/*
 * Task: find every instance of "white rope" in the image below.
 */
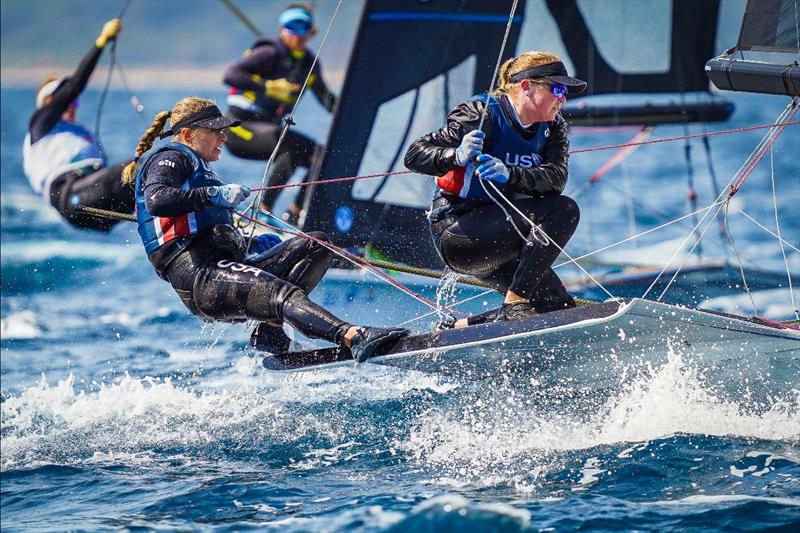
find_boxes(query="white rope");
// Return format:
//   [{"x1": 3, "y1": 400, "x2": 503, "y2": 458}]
[
  {"x1": 769, "y1": 145, "x2": 800, "y2": 319},
  {"x1": 731, "y1": 206, "x2": 800, "y2": 254},
  {"x1": 553, "y1": 201, "x2": 727, "y2": 269},
  {"x1": 656, "y1": 201, "x2": 730, "y2": 302},
  {"x1": 477, "y1": 0, "x2": 520, "y2": 132},
  {"x1": 721, "y1": 200, "x2": 758, "y2": 313}
]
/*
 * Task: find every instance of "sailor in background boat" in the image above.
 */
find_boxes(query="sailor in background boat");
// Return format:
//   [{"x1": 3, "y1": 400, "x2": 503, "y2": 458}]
[
  {"x1": 405, "y1": 51, "x2": 585, "y2": 325},
  {"x1": 222, "y1": 3, "x2": 336, "y2": 225},
  {"x1": 121, "y1": 97, "x2": 406, "y2": 362},
  {"x1": 23, "y1": 18, "x2": 134, "y2": 232}
]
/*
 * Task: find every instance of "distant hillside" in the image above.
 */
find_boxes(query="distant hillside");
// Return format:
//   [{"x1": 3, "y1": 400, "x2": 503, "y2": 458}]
[{"x1": 1, "y1": 0, "x2": 361, "y2": 78}]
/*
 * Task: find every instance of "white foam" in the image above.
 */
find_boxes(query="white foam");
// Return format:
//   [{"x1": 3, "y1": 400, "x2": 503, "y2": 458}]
[
  {"x1": 0, "y1": 310, "x2": 44, "y2": 339},
  {"x1": 0, "y1": 364, "x2": 457, "y2": 471},
  {"x1": 402, "y1": 348, "x2": 800, "y2": 485}
]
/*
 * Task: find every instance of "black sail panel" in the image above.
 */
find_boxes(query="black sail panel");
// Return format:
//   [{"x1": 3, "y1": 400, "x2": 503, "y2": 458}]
[
  {"x1": 546, "y1": 0, "x2": 720, "y2": 95},
  {"x1": 302, "y1": 0, "x2": 524, "y2": 268},
  {"x1": 737, "y1": 0, "x2": 800, "y2": 53}
]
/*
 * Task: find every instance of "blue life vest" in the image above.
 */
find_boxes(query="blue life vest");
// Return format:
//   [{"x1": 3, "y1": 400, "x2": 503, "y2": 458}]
[
  {"x1": 436, "y1": 93, "x2": 550, "y2": 202},
  {"x1": 134, "y1": 142, "x2": 231, "y2": 255}
]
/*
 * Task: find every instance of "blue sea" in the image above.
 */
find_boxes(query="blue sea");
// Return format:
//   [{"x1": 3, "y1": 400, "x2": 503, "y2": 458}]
[{"x1": 1, "y1": 86, "x2": 799, "y2": 532}]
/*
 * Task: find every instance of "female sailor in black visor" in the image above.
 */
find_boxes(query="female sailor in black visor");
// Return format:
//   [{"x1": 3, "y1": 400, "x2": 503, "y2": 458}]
[
  {"x1": 405, "y1": 51, "x2": 585, "y2": 325},
  {"x1": 121, "y1": 97, "x2": 406, "y2": 361},
  {"x1": 222, "y1": 3, "x2": 336, "y2": 224},
  {"x1": 23, "y1": 18, "x2": 134, "y2": 232}
]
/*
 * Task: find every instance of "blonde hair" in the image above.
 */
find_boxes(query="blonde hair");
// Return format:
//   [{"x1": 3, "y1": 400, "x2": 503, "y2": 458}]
[
  {"x1": 121, "y1": 96, "x2": 216, "y2": 185},
  {"x1": 494, "y1": 51, "x2": 562, "y2": 95}
]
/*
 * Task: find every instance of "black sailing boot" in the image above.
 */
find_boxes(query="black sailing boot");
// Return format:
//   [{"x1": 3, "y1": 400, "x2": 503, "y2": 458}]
[
  {"x1": 493, "y1": 301, "x2": 538, "y2": 322},
  {"x1": 349, "y1": 327, "x2": 408, "y2": 363},
  {"x1": 250, "y1": 322, "x2": 292, "y2": 354}
]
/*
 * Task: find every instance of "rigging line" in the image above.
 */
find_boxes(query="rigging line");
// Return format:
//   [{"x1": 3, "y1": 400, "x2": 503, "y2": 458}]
[
  {"x1": 250, "y1": 170, "x2": 413, "y2": 192},
  {"x1": 732, "y1": 206, "x2": 800, "y2": 255},
  {"x1": 700, "y1": 129, "x2": 730, "y2": 259},
  {"x1": 94, "y1": 43, "x2": 117, "y2": 152},
  {"x1": 656, "y1": 201, "x2": 731, "y2": 303},
  {"x1": 219, "y1": 0, "x2": 262, "y2": 37},
  {"x1": 769, "y1": 146, "x2": 800, "y2": 320},
  {"x1": 729, "y1": 103, "x2": 799, "y2": 195},
  {"x1": 235, "y1": 210, "x2": 467, "y2": 317},
  {"x1": 113, "y1": 57, "x2": 145, "y2": 117},
  {"x1": 570, "y1": 120, "x2": 800, "y2": 155},
  {"x1": 682, "y1": 124, "x2": 703, "y2": 259},
  {"x1": 594, "y1": 178, "x2": 733, "y2": 256},
  {"x1": 721, "y1": 200, "x2": 758, "y2": 313},
  {"x1": 397, "y1": 288, "x2": 496, "y2": 327},
  {"x1": 93, "y1": 0, "x2": 133, "y2": 150},
  {"x1": 640, "y1": 103, "x2": 796, "y2": 301},
  {"x1": 244, "y1": 0, "x2": 344, "y2": 249},
  {"x1": 552, "y1": 201, "x2": 726, "y2": 270},
  {"x1": 477, "y1": 0, "x2": 520, "y2": 132}
]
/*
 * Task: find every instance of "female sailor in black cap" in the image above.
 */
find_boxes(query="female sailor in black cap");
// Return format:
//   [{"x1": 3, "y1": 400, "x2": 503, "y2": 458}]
[
  {"x1": 121, "y1": 97, "x2": 406, "y2": 361},
  {"x1": 23, "y1": 18, "x2": 135, "y2": 232},
  {"x1": 222, "y1": 3, "x2": 337, "y2": 225},
  {"x1": 405, "y1": 51, "x2": 586, "y2": 325}
]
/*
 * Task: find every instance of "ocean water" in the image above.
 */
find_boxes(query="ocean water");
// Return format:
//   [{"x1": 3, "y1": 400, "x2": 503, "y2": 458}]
[{"x1": 2, "y1": 86, "x2": 799, "y2": 532}]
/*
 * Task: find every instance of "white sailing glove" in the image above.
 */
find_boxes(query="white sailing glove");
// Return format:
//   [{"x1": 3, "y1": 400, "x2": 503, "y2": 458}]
[
  {"x1": 454, "y1": 130, "x2": 485, "y2": 166},
  {"x1": 207, "y1": 184, "x2": 251, "y2": 208}
]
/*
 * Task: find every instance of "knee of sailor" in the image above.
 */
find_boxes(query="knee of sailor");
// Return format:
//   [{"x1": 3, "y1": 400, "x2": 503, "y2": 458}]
[{"x1": 560, "y1": 196, "x2": 581, "y2": 226}]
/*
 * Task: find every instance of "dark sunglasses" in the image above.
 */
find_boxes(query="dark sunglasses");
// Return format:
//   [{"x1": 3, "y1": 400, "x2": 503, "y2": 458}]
[
  {"x1": 549, "y1": 83, "x2": 568, "y2": 98},
  {"x1": 284, "y1": 20, "x2": 312, "y2": 36}
]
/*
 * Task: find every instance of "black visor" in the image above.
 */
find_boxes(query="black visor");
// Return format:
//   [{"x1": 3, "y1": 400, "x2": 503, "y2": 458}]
[
  {"x1": 159, "y1": 105, "x2": 240, "y2": 139},
  {"x1": 508, "y1": 60, "x2": 587, "y2": 94}
]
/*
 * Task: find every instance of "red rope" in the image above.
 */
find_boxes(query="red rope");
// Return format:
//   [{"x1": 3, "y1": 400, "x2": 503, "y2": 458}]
[
  {"x1": 570, "y1": 120, "x2": 800, "y2": 154},
  {"x1": 235, "y1": 211, "x2": 467, "y2": 316},
  {"x1": 249, "y1": 120, "x2": 800, "y2": 194}
]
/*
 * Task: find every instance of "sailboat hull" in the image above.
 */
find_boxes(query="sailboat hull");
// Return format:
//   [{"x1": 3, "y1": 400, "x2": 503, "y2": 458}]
[{"x1": 262, "y1": 298, "x2": 800, "y2": 381}]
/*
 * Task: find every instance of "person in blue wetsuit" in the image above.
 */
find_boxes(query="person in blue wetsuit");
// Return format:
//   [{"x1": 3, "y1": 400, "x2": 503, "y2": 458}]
[
  {"x1": 222, "y1": 3, "x2": 336, "y2": 224},
  {"x1": 405, "y1": 51, "x2": 586, "y2": 325},
  {"x1": 23, "y1": 18, "x2": 134, "y2": 232},
  {"x1": 121, "y1": 97, "x2": 406, "y2": 361}
]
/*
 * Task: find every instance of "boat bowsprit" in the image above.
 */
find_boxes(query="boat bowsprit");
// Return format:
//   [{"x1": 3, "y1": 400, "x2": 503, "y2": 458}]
[{"x1": 261, "y1": 299, "x2": 800, "y2": 381}]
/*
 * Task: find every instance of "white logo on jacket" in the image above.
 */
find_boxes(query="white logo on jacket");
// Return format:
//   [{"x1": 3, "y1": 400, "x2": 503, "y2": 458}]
[
  {"x1": 504, "y1": 152, "x2": 542, "y2": 168},
  {"x1": 217, "y1": 259, "x2": 262, "y2": 277}
]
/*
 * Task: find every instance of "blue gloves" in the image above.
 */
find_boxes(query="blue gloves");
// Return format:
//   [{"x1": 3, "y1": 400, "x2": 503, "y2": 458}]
[
  {"x1": 475, "y1": 154, "x2": 509, "y2": 184},
  {"x1": 245, "y1": 233, "x2": 283, "y2": 264},
  {"x1": 454, "y1": 130, "x2": 485, "y2": 166},
  {"x1": 207, "y1": 184, "x2": 251, "y2": 208},
  {"x1": 251, "y1": 233, "x2": 282, "y2": 254}
]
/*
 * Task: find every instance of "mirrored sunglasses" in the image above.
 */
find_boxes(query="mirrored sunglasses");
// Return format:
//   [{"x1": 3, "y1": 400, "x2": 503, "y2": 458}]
[
  {"x1": 550, "y1": 83, "x2": 568, "y2": 98},
  {"x1": 284, "y1": 20, "x2": 311, "y2": 36}
]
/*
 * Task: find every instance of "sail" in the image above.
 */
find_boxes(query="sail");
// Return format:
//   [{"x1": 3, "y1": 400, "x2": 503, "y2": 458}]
[
  {"x1": 706, "y1": 0, "x2": 800, "y2": 96},
  {"x1": 301, "y1": 0, "x2": 732, "y2": 267}
]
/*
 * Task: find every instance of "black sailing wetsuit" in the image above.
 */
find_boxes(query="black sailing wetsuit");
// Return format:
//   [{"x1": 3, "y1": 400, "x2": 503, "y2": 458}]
[
  {"x1": 23, "y1": 43, "x2": 134, "y2": 232},
  {"x1": 223, "y1": 37, "x2": 336, "y2": 211},
  {"x1": 139, "y1": 147, "x2": 351, "y2": 344},
  {"x1": 404, "y1": 95, "x2": 580, "y2": 315}
]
